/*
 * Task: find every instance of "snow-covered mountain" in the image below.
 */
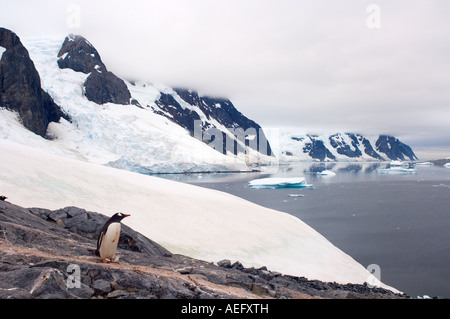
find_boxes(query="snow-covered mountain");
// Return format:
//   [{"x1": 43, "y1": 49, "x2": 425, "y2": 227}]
[
  {"x1": 1, "y1": 28, "x2": 418, "y2": 172},
  {"x1": 274, "y1": 130, "x2": 418, "y2": 162},
  {"x1": 1, "y1": 29, "x2": 275, "y2": 173}
]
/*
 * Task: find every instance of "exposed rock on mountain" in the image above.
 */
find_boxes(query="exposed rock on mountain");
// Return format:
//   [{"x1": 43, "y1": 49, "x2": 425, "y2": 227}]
[
  {"x1": 84, "y1": 70, "x2": 132, "y2": 105},
  {"x1": 152, "y1": 88, "x2": 273, "y2": 157},
  {"x1": 0, "y1": 28, "x2": 67, "y2": 137},
  {"x1": 57, "y1": 34, "x2": 106, "y2": 74},
  {"x1": 57, "y1": 34, "x2": 131, "y2": 105},
  {"x1": 375, "y1": 135, "x2": 417, "y2": 161}
]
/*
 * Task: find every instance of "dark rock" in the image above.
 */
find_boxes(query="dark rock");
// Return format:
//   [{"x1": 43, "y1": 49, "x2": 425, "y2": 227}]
[
  {"x1": 57, "y1": 34, "x2": 106, "y2": 74},
  {"x1": 92, "y1": 279, "x2": 112, "y2": 295},
  {"x1": 176, "y1": 267, "x2": 193, "y2": 275},
  {"x1": 376, "y1": 135, "x2": 418, "y2": 161},
  {"x1": 231, "y1": 261, "x2": 245, "y2": 271},
  {"x1": 304, "y1": 135, "x2": 336, "y2": 161},
  {"x1": 217, "y1": 259, "x2": 232, "y2": 268},
  {"x1": 84, "y1": 70, "x2": 132, "y2": 105},
  {"x1": 0, "y1": 27, "x2": 68, "y2": 137}
]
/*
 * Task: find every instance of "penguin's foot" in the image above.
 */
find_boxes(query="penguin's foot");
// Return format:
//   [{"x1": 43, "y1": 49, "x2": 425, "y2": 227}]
[{"x1": 101, "y1": 258, "x2": 119, "y2": 264}]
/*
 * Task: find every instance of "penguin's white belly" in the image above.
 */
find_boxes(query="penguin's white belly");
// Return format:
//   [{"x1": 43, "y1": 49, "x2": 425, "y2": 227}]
[{"x1": 99, "y1": 223, "x2": 121, "y2": 259}]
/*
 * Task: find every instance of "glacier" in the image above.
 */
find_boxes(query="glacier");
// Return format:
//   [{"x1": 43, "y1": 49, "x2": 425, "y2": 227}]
[{"x1": 16, "y1": 36, "x2": 273, "y2": 174}]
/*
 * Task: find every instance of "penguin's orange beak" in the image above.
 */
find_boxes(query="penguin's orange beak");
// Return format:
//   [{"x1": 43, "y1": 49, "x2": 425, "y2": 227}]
[{"x1": 123, "y1": 214, "x2": 130, "y2": 218}]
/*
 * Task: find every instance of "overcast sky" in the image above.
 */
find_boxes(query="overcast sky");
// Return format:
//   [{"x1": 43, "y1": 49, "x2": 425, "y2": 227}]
[{"x1": 1, "y1": 0, "x2": 450, "y2": 150}]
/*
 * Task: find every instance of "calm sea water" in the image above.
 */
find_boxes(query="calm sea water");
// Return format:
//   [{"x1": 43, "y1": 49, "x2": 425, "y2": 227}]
[{"x1": 160, "y1": 162, "x2": 450, "y2": 298}]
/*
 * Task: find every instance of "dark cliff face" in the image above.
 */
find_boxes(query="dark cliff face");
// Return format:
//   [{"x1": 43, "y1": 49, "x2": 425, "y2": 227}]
[
  {"x1": 57, "y1": 34, "x2": 131, "y2": 105},
  {"x1": 154, "y1": 88, "x2": 273, "y2": 157},
  {"x1": 0, "y1": 28, "x2": 67, "y2": 137},
  {"x1": 375, "y1": 135, "x2": 418, "y2": 161}
]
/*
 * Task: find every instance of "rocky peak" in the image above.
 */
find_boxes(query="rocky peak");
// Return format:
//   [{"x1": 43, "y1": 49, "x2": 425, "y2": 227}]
[
  {"x1": 376, "y1": 135, "x2": 417, "y2": 161},
  {"x1": 57, "y1": 34, "x2": 131, "y2": 105},
  {"x1": 0, "y1": 27, "x2": 68, "y2": 137},
  {"x1": 57, "y1": 34, "x2": 106, "y2": 74}
]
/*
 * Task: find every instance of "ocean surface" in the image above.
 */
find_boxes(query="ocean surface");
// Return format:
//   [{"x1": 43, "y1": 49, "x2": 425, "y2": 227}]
[{"x1": 160, "y1": 162, "x2": 450, "y2": 298}]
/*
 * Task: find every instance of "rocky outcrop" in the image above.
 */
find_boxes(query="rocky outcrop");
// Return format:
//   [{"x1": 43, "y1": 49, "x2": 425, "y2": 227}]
[
  {"x1": 0, "y1": 200, "x2": 407, "y2": 299},
  {"x1": 375, "y1": 135, "x2": 417, "y2": 161},
  {"x1": 153, "y1": 88, "x2": 273, "y2": 157},
  {"x1": 0, "y1": 28, "x2": 68, "y2": 137},
  {"x1": 57, "y1": 34, "x2": 131, "y2": 105},
  {"x1": 84, "y1": 70, "x2": 132, "y2": 105}
]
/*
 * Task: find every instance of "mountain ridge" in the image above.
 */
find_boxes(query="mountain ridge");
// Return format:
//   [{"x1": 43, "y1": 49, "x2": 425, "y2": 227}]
[{"x1": 276, "y1": 131, "x2": 418, "y2": 162}]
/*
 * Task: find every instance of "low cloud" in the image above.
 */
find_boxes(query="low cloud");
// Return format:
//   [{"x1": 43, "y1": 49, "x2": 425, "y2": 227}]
[{"x1": 1, "y1": 0, "x2": 449, "y2": 146}]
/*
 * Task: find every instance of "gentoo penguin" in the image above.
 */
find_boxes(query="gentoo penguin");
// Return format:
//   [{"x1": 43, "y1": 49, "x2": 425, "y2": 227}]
[
  {"x1": 0, "y1": 196, "x2": 7, "y2": 201},
  {"x1": 96, "y1": 212, "x2": 130, "y2": 263}
]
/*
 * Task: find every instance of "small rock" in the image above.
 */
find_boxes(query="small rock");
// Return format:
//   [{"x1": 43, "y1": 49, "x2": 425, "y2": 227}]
[
  {"x1": 107, "y1": 290, "x2": 129, "y2": 299},
  {"x1": 231, "y1": 261, "x2": 244, "y2": 271},
  {"x1": 260, "y1": 270, "x2": 275, "y2": 281},
  {"x1": 217, "y1": 259, "x2": 232, "y2": 268},
  {"x1": 177, "y1": 267, "x2": 193, "y2": 275},
  {"x1": 92, "y1": 279, "x2": 111, "y2": 295}
]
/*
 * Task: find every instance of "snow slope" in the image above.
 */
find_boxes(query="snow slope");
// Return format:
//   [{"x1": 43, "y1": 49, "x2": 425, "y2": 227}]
[
  {"x1": 0, "y1": 139, "x2": 397, "y2": 292},
  {"x1": 0, "y1": 46, "x2": 5, "y2": 61}
]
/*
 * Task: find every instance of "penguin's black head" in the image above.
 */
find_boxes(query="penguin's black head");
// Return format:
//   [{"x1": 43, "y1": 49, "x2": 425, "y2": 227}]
[{"x1": 110, "y1": 212, "x2": 130, "y2": 223}]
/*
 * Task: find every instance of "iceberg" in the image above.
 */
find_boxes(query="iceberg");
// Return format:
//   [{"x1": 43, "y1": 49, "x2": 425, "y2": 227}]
[
  {"x1": 415, "y1": 162, "x2": 434, "y2": 166},
  {"x1": 389, "y1": 160, "x2": 409, "y2": 167},
  {"x1": 248, "y1": 177, "x2": 313, "y2": 189},
  {"x1": 318, "y1": 170, "x2": 336, "y2": 176},
  {"x1": 444, "y1": 163, "x2": 450, "y2": 168}
]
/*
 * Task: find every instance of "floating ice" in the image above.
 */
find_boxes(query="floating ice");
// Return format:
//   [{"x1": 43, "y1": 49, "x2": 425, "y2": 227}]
[
  {"x1": 318, "y1": 170, "x2": 336, "y2": 176},
  {"x1": 444, "y1": 163, "x2": 450, "y2": 168},
  {"x1": 415, "y1": 162, "x2": 434, "y2": 166},
  {"x1": 377, "y1": 167, "x2": 418, "y2": 175},
  {"x1": 389, "y1": 160, "x2": 409, "y2": 167},
  {"x1": 249, "y1": 177, "x2": 313, "y2": 189}
]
